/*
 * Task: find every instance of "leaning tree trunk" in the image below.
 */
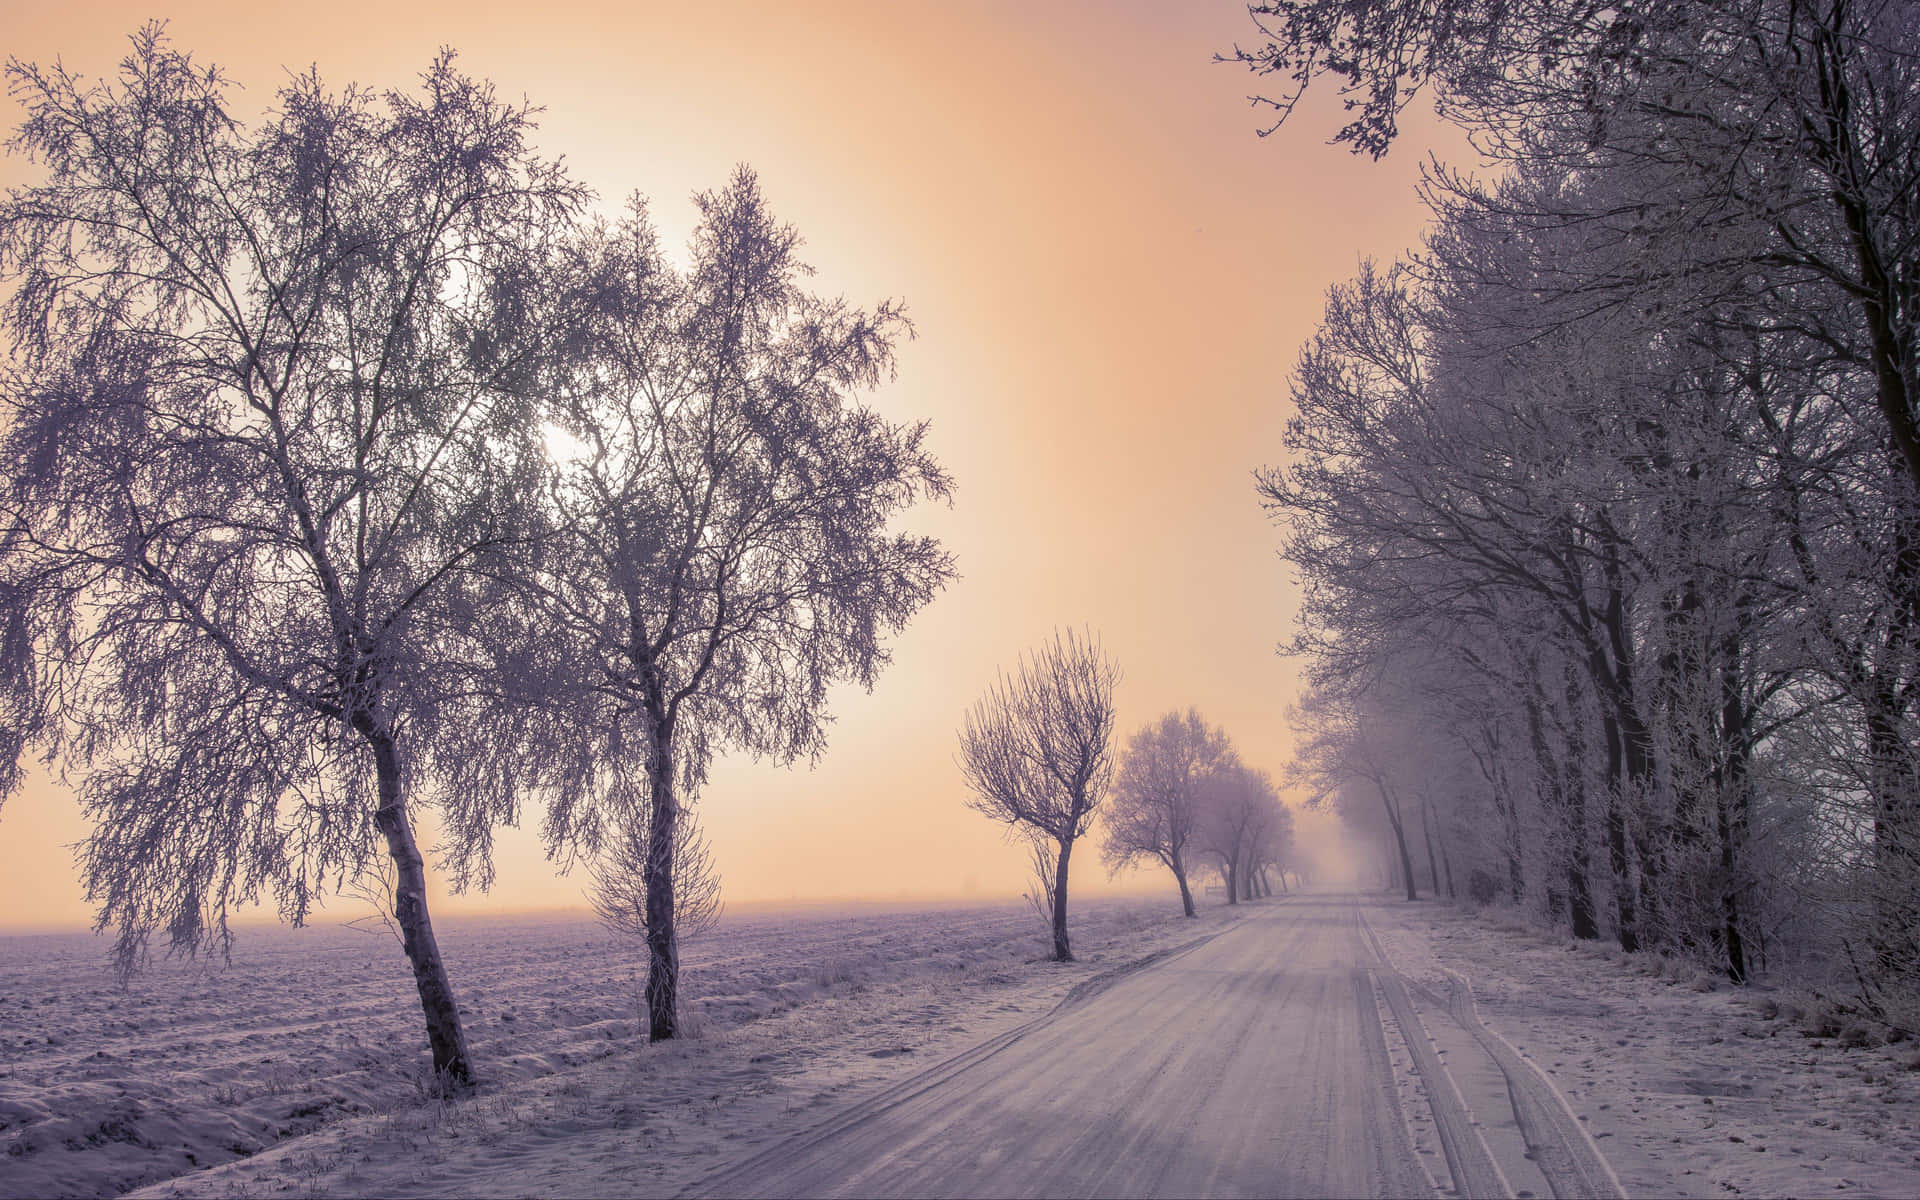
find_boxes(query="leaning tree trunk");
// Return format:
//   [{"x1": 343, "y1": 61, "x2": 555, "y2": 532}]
[
  {"x1": 643, "y1": 709, "x2": 681, "y2": 1041},
  {"x1": 1050, "y1": 834, "x2": 1074, "y2": 962},
  {"x1": 366, "y1": 726, "x2": 472, "y2": 1084},
  {"x1": 1170, "y1": 847, "x2": 1196, "y2": 917}
]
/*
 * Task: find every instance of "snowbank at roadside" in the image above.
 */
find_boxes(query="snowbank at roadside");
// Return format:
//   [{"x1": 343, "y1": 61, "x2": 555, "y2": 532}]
[{"x1": 1363, "y1": 898, "x2": 1920, "y2": 1199}]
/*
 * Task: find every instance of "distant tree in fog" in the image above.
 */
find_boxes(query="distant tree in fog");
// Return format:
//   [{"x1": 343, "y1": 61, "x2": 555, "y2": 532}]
[
  {"x1": 958, "y1": 628, "x2": 1119, "y2": 961},
  {"x1": 1102, "y1": 708, "x2": 1236, "y2": 917},
  {"x1": 1243, "y1": 784, "x2": 1295, "y2": 898},
  {"x1": 1196, "y1": 764, "x2": 1288, "y2": 904},
  {"x1": 524, "y1": 169, "x2": 953, "y2": 1042},
  {"x1": 0, "y1": 29, "x2": 592, "y2": 1083},
  {"x1": 1289, "y1": 684, "x2": 1423, "y2": 902}
]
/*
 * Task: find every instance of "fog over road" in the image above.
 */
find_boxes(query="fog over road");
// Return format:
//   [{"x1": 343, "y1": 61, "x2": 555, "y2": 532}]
[{"x1": 688, "y1": 894, "x2": 1623, "y2": 1200}]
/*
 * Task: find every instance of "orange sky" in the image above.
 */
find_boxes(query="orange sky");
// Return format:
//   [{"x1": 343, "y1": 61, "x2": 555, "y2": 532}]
[{"x1": 0, "y1": 0, "x2": 1453, "y2": 930}]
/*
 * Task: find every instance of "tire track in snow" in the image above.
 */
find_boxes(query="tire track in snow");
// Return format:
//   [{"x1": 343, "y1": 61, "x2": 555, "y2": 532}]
[
  {"x1": 1367, "y1": 957, "x2": 1514, "y2": 1198},
  {"x1": 1359, "y1": 904, "x2": 1626, "y2": 1200},
  {"x1": 1434, "y1": 965, "x2": 1628, "y2": 1200}
]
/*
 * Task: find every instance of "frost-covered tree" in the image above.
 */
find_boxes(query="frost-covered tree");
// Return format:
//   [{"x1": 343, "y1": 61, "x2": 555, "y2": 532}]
[
  {"x1": 1196, "y1": 763, "x2": 1288, "y2": 904},
  {"x1": 526, "y1": 170, "x2": 953, "y2": 1041},
  {"x1": 0, "y1": 29, "x2": 590, "y2": 1082},
  {"x1": 1234, "y1": 0, "x2": 1920, "y2": 983},
  {"x1": 1102, "y1": 708, "x2": 1237, "y2": 917},
  {"x1": 1249, "y1": 781, "x2": 1298, "y2": 896},
  {"x1": 1227, "y1": 1, "x2": 1920, "y2": 485},
  {"x1": 958, "y1": 628, "x2": 1119, "y2": 961},
  {"x1": 1251, "y1": 27, "x2": 1920, "y2": 998}
]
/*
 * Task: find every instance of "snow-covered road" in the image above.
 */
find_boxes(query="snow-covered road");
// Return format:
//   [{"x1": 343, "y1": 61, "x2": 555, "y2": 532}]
[{"x1": 687, "y1": 893, "x2": 1618, "y2": 1199}]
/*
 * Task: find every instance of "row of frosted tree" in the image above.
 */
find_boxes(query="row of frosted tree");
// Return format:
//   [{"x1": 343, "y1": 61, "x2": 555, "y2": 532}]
[
  {"x1": 0, "y1": 30, "x2": 953, "y2": 1081},
  {"x1": 1239, "y1": 0, "x2": 1920, "y2": 1021},
  {"x1": 957, "y1": 630, "x2": 1295, "y2": 962}
]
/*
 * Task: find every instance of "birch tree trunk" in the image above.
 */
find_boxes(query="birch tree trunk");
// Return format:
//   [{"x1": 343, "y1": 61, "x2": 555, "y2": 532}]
[
  {"x1": 368, "y1": 729, "x2": 471, "y2": 1083},
  {"x1": 643, "y1": 709, "x2": 681, "y2": 1041}
]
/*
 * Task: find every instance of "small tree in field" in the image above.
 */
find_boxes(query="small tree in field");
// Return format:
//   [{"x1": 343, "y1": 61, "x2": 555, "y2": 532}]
[
  {"x1": 0, "y1": 30, "x2": 589, "y2": 1082},
  {"x1": 588, "y1": 790, "x2": 724, "y2": 997},
  {"x1": 958, "y1": 628, "x2": 1120, "y2": 962},
  {"x1": 1102, "y1": 708, "x2": 1236, "y2": 917}
]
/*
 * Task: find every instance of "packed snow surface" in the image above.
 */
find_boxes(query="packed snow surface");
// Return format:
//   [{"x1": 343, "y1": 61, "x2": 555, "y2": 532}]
[{"x1": 5, "y1": 891, "x2": 1920, "y2": 1198}]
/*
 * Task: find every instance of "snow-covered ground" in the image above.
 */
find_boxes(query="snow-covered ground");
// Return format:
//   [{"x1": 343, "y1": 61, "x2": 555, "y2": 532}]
[
  {"x1": 8, "y1": 891, "x2": 1920, "y2": 1199},
  {"x1": 1364, "y1": 899, "x2": 1920, "y2": 1198},
  {"x1": 2, "y1": 895, "x2": 1238, "y2": 1199}
]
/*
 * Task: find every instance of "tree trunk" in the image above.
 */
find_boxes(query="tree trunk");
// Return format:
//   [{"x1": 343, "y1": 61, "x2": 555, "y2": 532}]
[
  {"x1": 1598, "y1": 565, "x2": 1659, "y2": 950},
  {"x1": 1625, "y1": 721, "x2": 1664, "y2": 952},
  {"x1": 1715, "y1": 630, "x2": 1751, "y2": 983},
  {"x1": 367, "y1": 728, "x2": 471, "y2": 1084},
  {"x1": 1865, "y1": 687, "x2": 1920, "y2": 981},
  {"x1": 1716, "y1": 786, "x2": 1749, "y2": 985},
  {"x1": 1603, "y1": 710, "x2": 1639, "y2": 952},
  {"x1": 1420, "y1": 802, "x2": 1441, "y2": 897},
  {"x1": 643, "y1": 711, "x2": 681, "y2": 1040},
  {"x1": 1170, "y1": 847, "x2": 1196, "y2": 917},
  {"x1": 1558, "y1": 673, "x2": 1601, "y2": 941},
  {"x1": 1818, "y1": 20, "x2": 1920, "y2": 497},
  {"x1": 1565, "y1": 772, "x2": 1599, "y2": 941},
  {"x1": 1810, "y1": 45, "x2": 1920, "y2": 988},
  {"x1": 1380, "y1": 783, "x2": 1418, "y2": 902},
  {"x1": 1050, "y1": 835, "x2": 1074, "y2": 961},
  {"x1": 1223, "y1": 856, "x2": 1239, "y2": 906}
]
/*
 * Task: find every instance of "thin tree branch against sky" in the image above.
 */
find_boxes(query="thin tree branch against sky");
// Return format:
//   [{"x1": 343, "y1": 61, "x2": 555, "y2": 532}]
[{"x1": 0, "y1": 0, "x2": 1454, "y2": 929}]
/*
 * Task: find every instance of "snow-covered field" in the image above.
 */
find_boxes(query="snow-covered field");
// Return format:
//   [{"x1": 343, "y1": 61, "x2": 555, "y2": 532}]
[
  {"x1": 1, "y1": 895, "x2": 1231, "y2": 1199},
  {"x1": 8, "y1": 892, "x2": 1920, "y2": 1199}
]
